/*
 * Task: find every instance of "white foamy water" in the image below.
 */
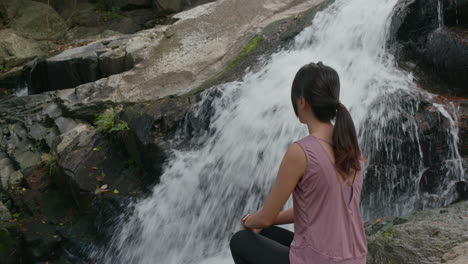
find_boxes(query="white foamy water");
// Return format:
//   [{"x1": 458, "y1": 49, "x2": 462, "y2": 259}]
[{"x1": 91, "y1": 0, "x2": 465, "y2": 263}]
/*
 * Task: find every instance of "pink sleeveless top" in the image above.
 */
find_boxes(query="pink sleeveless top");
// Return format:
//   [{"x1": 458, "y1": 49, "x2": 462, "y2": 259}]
[{"x1": 290, "y1": 135, "x2": 368, "y2": 264}]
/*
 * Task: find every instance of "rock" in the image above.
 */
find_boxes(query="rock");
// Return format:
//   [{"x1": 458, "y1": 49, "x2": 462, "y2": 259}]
[
  {"x1": 422, "y1": 29, "x2": 468, "y2": 97},
  {"x1": 0, "y1": 29, "x2": 43, "y2": 68},
  {"x1": 154, "y1": 0, "x2": 212, "y2": 13},
  {"x1": 108, "y1": 16, "x2": 142, "y2": 34},
  {"x1": 58, "y1": 127, "x2": 147, "y2": 194},
  {"x1": 98, "y1": 49, "x2": 134, "y2": 77},
  {"x1": 16, "y1": 151, "x2": 41, "y2": 170},
  {"x1": 0, "y1": 225, "x2": 27, "y2": 264},
  {"x1": 8, "y1": 170, "x2": 24, "y2": 189},
  {"x1": 9, "y1": 0, "x2": 67, "y2": 41},
  {"x1": 56, "y1": 124, "x2": 90, "y2": 153},
  {"x1": 54, "y1": 117, "x2": 80, "y2": 134},
  {"x1": 57, "y1": 0, "x2": 328, "y2": 114},
  {"x1": 443, "y1": 242, "x2": 468, "y2": 264},
  {"x1": 0, "y1": 66, "x2": 27, "y2": 96},
  {"x1": 29, "y1": 39, "x2": 135, "y2": 93},
  {"x1": 0, "y1": 158, "x2": 15, "y2": 190},
  {"x1": 357, "y1": 90, "x2": 462, "y2": 218},
  {"x1": 28, "y1": 122, "x2": 48, "y2": 141},
  {"x1": 392, "y1": 0, "x2": 468, "y2": 96},
  {"x1": 91, "y1": 0, "x2": 153, "y2": 10},
  {"x1": 22, "y1": 219, "x2": 62, "y2": 260},
  {"x1": 367, "y1": 201, "x2": 468, "y2": 264},
  {"x1": 0, "y1": 201, "x2": 11, "y2": 221},
  {"x1": 30, "y1": 42, "x2": 106, "y2": 93},
  {"x1": 124, "y1": 8, "x2": 155, "y2": 26}
]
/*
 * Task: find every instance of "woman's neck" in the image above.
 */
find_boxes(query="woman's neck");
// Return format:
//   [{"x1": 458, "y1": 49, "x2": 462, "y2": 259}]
[{"x1": 307, "y1": 120, "x2": 334, "y2": 140}]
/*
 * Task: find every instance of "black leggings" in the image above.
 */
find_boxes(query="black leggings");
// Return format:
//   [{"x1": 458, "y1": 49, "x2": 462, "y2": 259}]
[{"x1": 229, "y1": 226, "x2": 293, "y2": 264}]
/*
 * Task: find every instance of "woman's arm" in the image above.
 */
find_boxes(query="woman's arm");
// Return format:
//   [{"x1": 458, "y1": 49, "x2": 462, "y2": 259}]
[
  {"x1": 274, "y1": 208, "x2": 294, "y2": 225},
  {"x1": 243, "y1": 143, "x2": 305, "y2": 229}
]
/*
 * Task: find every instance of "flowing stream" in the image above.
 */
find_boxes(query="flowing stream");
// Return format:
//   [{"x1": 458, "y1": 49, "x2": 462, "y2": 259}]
[{"x1": 91, "y1": 0, "x2": 465, "y2": 263}]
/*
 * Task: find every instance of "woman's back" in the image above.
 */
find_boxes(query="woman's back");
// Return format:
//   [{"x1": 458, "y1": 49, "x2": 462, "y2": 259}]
[{"x1": 290, "y1": 135, "x2": 368, "y2": 264}]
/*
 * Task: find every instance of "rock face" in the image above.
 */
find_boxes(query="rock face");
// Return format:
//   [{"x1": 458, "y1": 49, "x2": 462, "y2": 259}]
[
  {"x1": 28, "y1": 39, "x2": 134, "y2": 93},
  {"x1": 0, "y1": 85, "x2": 206, "y2": 262},
  {"x1": 392, "y1": 0, "x2": 468, "y2": 97},
  {"x1": 0, "y1": 29, "x2": 44, "y2": 68},
  {"x1": 8, "y1": 0, "x2": 68, "y2": 41},
  {"x1": 366, "y1": 201, "x2": 468, "y2": 264}
]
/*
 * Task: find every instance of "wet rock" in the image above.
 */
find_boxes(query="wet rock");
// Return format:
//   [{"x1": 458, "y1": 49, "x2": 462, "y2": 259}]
[
  {"x1": 22, "y1": 219, "x2": 62, "y2": 261},
  {"x1": 367, "y1": 201, "x2": 468, "y2": 264},
  {"x1": 58, "y1": 128, "x2": 146, "y2": 194},
  {"x1": 29, "y1": 42, "x2": 105, "y2": 94},
  {"x1": 0, "y1": 201, "x2": 11, "y2": 220},
  {"x1": 392, "y1": 0, "x2": 468, "y2": 96},
  {"x1": 421, "y1": 29, "x2": 468, "y2": 96},
  {"x1": 0, "y1": 224, "x2": 27, "y2": 264},
  {"x1": 28, "y1": 38, "x2": 135, "y2": 94}
]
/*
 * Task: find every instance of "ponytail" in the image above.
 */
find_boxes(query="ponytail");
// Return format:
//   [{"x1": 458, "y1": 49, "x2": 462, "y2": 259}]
[
  {"x1": 291, "y1": 62, "x2": 362, "y2": 175},
  {"x1": 332, "y1": 103, "x2": 361, "y2": 174}
]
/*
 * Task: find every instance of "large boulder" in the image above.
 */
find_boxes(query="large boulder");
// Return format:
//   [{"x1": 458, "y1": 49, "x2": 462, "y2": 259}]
[
  {"x1": 8, "y1": 0, "x2": 67, "y2": 41},
  {"x1": 28, "y1": 37, "x2": 134, "y2": 94},
  {"x1": 392, "y1": 0, "x2": 468, "y2": 96},
  {"x1": 367, "y1": 200, "x2": 468, "y2": 264},
  {"x1": 0, "y1": 29, "x2": 44, "y2": 68}
]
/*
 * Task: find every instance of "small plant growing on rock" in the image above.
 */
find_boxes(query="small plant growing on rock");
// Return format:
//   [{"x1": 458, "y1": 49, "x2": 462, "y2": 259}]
[
  {"x1": 94, "y1": 108, "x2": 130, "y2": 134},
  {"x1": 95, "y1": 0, "x2": 122, "y2": 22},
  {"x1": 41, "y1": 154, "x2": 59, "y2": 177}
]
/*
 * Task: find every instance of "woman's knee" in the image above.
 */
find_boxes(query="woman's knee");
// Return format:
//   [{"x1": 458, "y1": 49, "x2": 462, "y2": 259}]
[{"x1": 230, "y1": 230, "x2": 252, "y2": 251}]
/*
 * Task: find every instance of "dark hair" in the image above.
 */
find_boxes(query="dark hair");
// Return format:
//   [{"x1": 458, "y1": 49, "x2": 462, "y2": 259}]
[{"x1": 291, "y1": 62, "x2": 361, "y2": 175}]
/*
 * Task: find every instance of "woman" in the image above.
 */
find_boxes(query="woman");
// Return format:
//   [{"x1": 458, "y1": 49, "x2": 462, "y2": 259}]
[{"x1": 229, "y1": 62, "x2": 368, "y2": 264}]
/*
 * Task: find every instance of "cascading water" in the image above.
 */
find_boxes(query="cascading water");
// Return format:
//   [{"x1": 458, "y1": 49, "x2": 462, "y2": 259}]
[
  {"x1": 90, "y1": 0, "x2": 465, "y2": 263},
  {"x1": 438, "y1": 0, "x2": 445, "y2": 27}
]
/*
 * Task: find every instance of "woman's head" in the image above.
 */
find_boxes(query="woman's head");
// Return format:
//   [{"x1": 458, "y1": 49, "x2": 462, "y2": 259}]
[{"x1": 291, "y1": 62, "x2": 361, "y2": 174}]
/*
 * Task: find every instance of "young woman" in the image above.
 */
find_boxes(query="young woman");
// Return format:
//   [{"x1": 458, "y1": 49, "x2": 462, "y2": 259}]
[{"x1": 229, "y1": 62, "x2": 368, "y2": 264}]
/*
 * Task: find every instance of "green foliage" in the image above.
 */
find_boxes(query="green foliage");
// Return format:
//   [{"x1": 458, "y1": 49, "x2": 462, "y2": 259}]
[
  {"x1": 94, "y1": 108, "x2": 130, "y2": 134},
  {"x1": 11, "y1": 213, "x2": 20, "y2": 219},
  {"x1": 41, "y1": 154, "x2": 59, "y2": 177},
  {"x1": 96, "y1": 0, "x2": 122, "y2": 21},
  {"x1": 0, "y1": 65, "x2": 6, "y2": 72}
]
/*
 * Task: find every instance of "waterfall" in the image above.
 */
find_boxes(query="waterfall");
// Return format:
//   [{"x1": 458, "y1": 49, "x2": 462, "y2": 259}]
[
  {"x1": 89, "y1": 0, "x2": 465, "y2": 263},
  {"x1": 438, "y1": 0, "x2": 444, "y2": 28}
]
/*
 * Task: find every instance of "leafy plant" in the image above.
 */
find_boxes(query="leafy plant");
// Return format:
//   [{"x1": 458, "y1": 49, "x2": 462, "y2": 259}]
[
  {"x1": 41, "y1": 154, "x2": 59, "y2": 177},
  {"x1": 95, "y1": 0, "x2": 122, "y2": 21},
  {"x1": 94, "y1": 108, "x2": 130, "y2": 134}
]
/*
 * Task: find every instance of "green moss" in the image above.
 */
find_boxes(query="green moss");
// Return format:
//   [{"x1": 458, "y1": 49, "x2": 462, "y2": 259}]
[
  {"x1": 187, "y1": 35, "x2": 263, "y2": 96},
  {"x1": 226, "y1": 36, "x2": 263, "y2": 71}
]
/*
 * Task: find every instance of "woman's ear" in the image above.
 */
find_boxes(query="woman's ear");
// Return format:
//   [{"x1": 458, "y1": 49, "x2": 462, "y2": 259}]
[{"x1": 298, "y1": 96, "x2": 306, "y2": 110}]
